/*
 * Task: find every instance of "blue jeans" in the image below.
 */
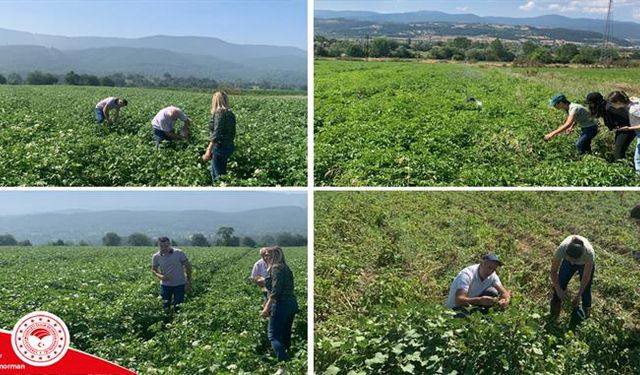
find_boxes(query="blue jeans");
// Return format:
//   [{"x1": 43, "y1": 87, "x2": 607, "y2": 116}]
[
  {"x1": 634, "y1": 133, "x2": 640, "y2": 174},
  {"x1": 576, "y1": 126, "x2": 598, "y2": 154},
  {"x1": 552, "y1": 260, "x2": 594, "y2": 308},
  {"x1": 268, "y1": 298, "x2": 298, "y2": 362},
  {"x1": 211, "y1": 144, "x2": 234, "y2": 182},
  {"x1": 160, "y1": 284, "x2": 185, "y2": 312},
  {"x1": 95, "y1": 108, "x2": 105, "y2": 124},
  {"x1": 153, "y1": 128, "x2": 170, "y2": 147}
]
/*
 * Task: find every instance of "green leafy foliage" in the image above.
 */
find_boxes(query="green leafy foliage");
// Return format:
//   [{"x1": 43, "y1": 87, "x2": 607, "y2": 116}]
[
  {"x1": 0, "y1": 86, "x2": 307, "y2": 186},
  {"x1": 0, "y1": 246, "x2": 307, "y2": 374},
  {"x1": 315, "y1": 60, "x2": 640, "y2": 186},
  {"x1": 315, "y1": 192, "x2": 640, "y2": 374}
]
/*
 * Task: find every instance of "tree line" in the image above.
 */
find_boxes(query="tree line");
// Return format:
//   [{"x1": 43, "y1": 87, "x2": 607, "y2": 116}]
[
  {"x1": 315, "y1": 36, "x2": 640, "y2": 65},
  {"x1": 0, "y1": 228, "x2": 307, "y2": 248},
  {"x1": 0, "y1": 71, "x2": 305, "y2": 91}
]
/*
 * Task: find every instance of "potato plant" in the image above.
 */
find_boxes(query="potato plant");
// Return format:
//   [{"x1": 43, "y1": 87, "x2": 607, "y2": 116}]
[
  {"x1": 0, "y1": 86, "x2": 307, "y2": 186},
  {"x1": 315, "y1": 60, "x2": 640, "y2": 186},
  {"x1": 315, "y1": 191, "x2": 640, "y2": 374},
  {"x1": 0, "y1": 246, "x2": 308, "y2": 374}
]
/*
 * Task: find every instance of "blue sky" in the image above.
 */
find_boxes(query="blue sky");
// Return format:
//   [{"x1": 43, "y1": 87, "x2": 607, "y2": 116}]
[
  {"x1": 0, "y1": 191, "x2": 307, "y2": 216},
  {"x1": 316, "y1": 0, "x2": 640, "y2": 23},
  {"x1": 0, "y1": 0, "x2": 307, "y2": 49}
]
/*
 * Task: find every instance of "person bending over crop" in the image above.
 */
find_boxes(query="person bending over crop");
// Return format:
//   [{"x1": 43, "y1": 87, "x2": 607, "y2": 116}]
[
  {"x1": 261, "y1": 246, "x2": 299, "y2": 375},
  {"x1": 550, "y1": 235, "x2": 595, "y2": 320},
  {"x1": 250, "y1": 247, "x2": 270, "y2": 305},
  {"x1": 202, "y1": 91, "x2": 236, "y2": 182},
  {"x1": 445, "y1": 254, "x2": 511, "y2": 317},
  {"x1": 151, "y1": 236, "x2": 192, "y2": 313},
  {"x1": 95, "y1": 97, "x2": 127, "y2": 125},
  {"x1": 585, "y1": 92, "x2": 634, "y2": 161},
  {"x1": 151, "y1": 106, "x2": 191, "y2": 147},
  {"x1": 631, "y1": 203, "x2": 640, "y2": 225},
  {"x1": 545, "y1": 94, "x2": 599, "y2": 155},
  {"x1": 606, "y1": 91, "x2": 640, "y2": 175}
]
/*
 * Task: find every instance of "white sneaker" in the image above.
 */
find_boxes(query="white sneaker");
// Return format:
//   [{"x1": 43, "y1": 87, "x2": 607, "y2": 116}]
[{"x1": 274, "y1": 369, "x2": 286, "y2": 375}]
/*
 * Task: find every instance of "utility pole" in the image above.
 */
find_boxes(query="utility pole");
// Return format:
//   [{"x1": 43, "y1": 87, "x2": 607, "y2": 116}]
[{"x1": 600, "y1": 0, "x2": 614, "y2": 66}]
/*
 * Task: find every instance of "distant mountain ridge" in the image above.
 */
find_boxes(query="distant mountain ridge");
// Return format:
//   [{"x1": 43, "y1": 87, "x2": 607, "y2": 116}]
[
  {"x1": 0, "y1": 28, "x2": 307, "y2": 85},
  {"x1": 315, "y1": 10, "x2": 640, "y2": 42},
  {"x1": 0, "y1": 207, "x2": 307, "y2": 244}
]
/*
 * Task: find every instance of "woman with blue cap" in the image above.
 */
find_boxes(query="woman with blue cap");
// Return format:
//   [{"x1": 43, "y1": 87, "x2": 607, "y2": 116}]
[{"x1": 544, "y1": 94, "x2": 599, "y2": 154}]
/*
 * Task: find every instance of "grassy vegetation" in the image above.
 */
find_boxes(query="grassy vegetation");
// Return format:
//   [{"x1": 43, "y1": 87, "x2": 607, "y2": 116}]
[
  {"x1": 315, "y1": 191, "x2": 640, "y2": 374},
  {"x1": 315, "y1": 60, "x2": 640, "y2": 186},
  {"x1": 0, "y1": 85, "x2": 306, "y2": 186},
  {"x1": 0, "y1": 246, "x2": 307, "y2": 374}
]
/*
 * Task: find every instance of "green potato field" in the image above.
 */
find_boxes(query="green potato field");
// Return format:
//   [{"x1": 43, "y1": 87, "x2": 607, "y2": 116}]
[
  {"x1": 0, "y1": 86, "x2": 307, "y2": 186},
  {"x1": 315, "y1": 60, "x2": 640, "y2": 186},
  {"x1": 315, "y1": 191, "x2": 640, "y2": 374},
  {"x1": 0, "y1": 246, "x2": 308, "y2": 374}
]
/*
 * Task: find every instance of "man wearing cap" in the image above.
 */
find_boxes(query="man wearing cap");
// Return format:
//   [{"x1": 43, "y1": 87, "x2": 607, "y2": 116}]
[
  {"x1": 151, "y1": 237, "x2": 193, "y2": 313},
  {"x1": 446, "y1": 254, "x2": 511, "y2": 316},
  {"x1": 545, "y1": 94, "x2": 599, "y2": 154},
  {"x1": 550, "y1": 235, "x2": 595, "y2": 319}
]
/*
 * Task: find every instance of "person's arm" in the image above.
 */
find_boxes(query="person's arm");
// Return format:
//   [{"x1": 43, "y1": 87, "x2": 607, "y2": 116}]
[
  {"x1": 495, "y1": 284, "x2": 511, "y2": 308},
  {"x1": 151, "y1": 265, "x2": 167, "y2": 281},
  {"x1": 113, "y1": 107, "x2": 120, "y2": 123},
  {"x1": 261, "y1": 266, "x2": 282, "y2": 317},
  {"x1": 203, "y1": 113, "x2": 219, "y2": 160},
  {"x1": 550, "y1": 256, "x2": 565, "y2": 300},
  {"x1": 545, "y1": 114, "x2": 575, "y2": 140},
  {"x1": 454, "y1": 289, "x2": 496, "y2": 307},
  {"x1": 183, "y1": 259, "x2": 193, "y2": 292},
  {"x1": 618, "y1": 124, "x2": 640, "y2": 131},
  {"x1": 572, "y1": 259, "x2": 593, "y2": 305}
]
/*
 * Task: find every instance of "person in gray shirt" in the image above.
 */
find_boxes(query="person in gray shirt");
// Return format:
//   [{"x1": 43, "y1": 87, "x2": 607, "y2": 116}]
[{"x1": 151, "y1": 236, "x2": 192, "y2": 313}]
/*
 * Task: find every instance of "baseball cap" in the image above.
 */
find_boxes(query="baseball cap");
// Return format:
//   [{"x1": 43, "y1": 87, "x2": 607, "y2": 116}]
[
  {"x1": 482, "y1": 254, "x2": 502, "y2": 266},
  {"x1": 549, "y1": 94, "x2": 567, "y2": 107}
]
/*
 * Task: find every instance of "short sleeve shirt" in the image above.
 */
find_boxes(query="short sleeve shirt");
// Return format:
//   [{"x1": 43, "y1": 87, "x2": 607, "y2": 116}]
[
  {"x1": 569, "y1": 103, "x2": 598, "y2": 128},
  {"x1": 151, "y1": 248, "x2": 188, "y2": 286},
  {"x1": 96, "y1": 97, "x2": 117, "y2": 110},
  {"x1": 628, "y1": 101, "x2": 640, "y2": 127},
  {"x1": 250, "y1": 258, "x2": 268, "y2": 280},
  {"x1": 446, "y1": 264, "x2": 502, "y2": 308},
  {"x1": 554, "y1": 235, "x2": 595, "y2": 265},
  {"x1": 151, "y1": 106, "x2": 188, "y2": 132}
]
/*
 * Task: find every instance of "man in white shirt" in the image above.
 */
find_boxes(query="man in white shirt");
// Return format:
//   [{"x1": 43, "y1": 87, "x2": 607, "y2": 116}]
[
  {"x1": 446, "y1": 254, "x2": 511, "y2": 316},
  {"x1": 151, "y1": 106, "x2": 191, "y2": 147},
  {"x1": 250, "y1": 247, "x2": 270, "y2": 304},
  {"x1": 95, "y1": 97, "x2": 127, "y2": 125}
]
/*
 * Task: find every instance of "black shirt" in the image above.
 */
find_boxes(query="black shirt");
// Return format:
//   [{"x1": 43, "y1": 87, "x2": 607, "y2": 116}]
[{"x1": 209, "y1": 109, "x2": 236, "y2": 146}]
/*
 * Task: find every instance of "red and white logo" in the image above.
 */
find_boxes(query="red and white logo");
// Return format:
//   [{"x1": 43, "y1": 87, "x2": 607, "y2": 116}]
[{"x1": 10, "y1": 312, "x2": 70, "y2": 367}]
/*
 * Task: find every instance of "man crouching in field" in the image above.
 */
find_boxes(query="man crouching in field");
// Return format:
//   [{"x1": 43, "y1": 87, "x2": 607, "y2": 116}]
[
  {"x1": 151, "y1": 106, "x2": 191, "y2": 147},
  {"x1": 151, "y1": 237, "x2": 192, "y2": 313},
  {"x1": 95, "y1": 97, "x2": 127, "y2": 125},
  {"x1": 446, "y1": 254, "x2": 511, "y2": 317}
]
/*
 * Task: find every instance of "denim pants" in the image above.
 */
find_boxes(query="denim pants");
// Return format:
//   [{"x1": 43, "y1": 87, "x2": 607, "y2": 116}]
[
  {"x1": 160, "y1": 284, "x2": 185, "y2": 311},
  {"x1": 95, "y1": 108, "x2": 105, "y2": 124},
  {"x1": 211, "y1": 144, "x2": 235, "y2": 182},
  {"x1": 153, "y1": 128, "x2": 170, "y2": 147},
  {"x1": 575, "y1": 126, "x2": 598, "y2": 154},
  {"x1": 268, "y1": 298, "x2": 298, "y2": 362},
  {"x1": 552, "y1": 260, "x2": 594, "y2": 308},
  {"x1": 634, "y1": 134, "x2": 640, "y2": 174}
]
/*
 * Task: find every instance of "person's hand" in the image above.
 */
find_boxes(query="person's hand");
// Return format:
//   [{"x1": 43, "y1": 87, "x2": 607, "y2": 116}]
[
  {"x1": 202, "y1": 152, "x2": 212, "y2": 161},
  {"x1": 477, "y1": 296, "x2": 496, "y2": 306},
  {"x1": 564, "y1": 127, "x2": 573, "y2": 135},
  {"x1": 161, "y1": 274, "x2": 170, "y2": 281},
  {"x1": 544, "y1": 133, "x2": 553, "y2": 141},
  {"x1": 555, "y1": 287, "x2": 567, "y2": 301},
  {"x1": 571, "y1": 294, "x2": 580, "y2": 306},
  {"x1": 260, "y1": 306, "x2": 271, "y2": 318},
  {"x1": 497, "y1": 298, "x2": 509, "y2": 309}
]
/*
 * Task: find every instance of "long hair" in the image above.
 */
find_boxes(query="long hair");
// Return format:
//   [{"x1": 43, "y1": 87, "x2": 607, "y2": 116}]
[
  {"x1": 266, "y1": 246, "x2": 286, "y2": 270},
  {"x1": 607, "y1": 91, "x2": 631, "y2": 105},
  {"x1": 211, "y1": 91, "x2": 229, "y2": 114}
]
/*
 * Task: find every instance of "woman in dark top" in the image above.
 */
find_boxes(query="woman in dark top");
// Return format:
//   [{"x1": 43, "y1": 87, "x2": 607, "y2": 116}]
[
  {"x1": 202, "y1": 91, "x2": 236, "y2": 182},
  {"x1": 585, "y1": 92, "x2": 634, "y2": 160},
  {"x1": 261, "y1": 246, "x2": 298, "y2": 374}
]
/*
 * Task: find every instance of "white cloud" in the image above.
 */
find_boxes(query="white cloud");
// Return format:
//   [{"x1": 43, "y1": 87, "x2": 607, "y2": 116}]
[
  {"x1": 520, "y1": 1, "x2": 536, "y2": 11},
  {"x1": 634, "y1": 8, "x2": 640, "y2": 20},
  {"x1": 547, "y1": 4, "x2": 561, "y2": 11},
  {"x1": 456, "y1": 6, "x2": 469, "y2": 12}
]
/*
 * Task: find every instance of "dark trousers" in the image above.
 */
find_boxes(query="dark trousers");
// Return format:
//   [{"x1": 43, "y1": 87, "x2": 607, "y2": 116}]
[
  {"x1": 614, "y1": 130, "x2": 635, "y2": 160},
  {"x1": 211, "y1": 144, "x2": 235, "y2": 182},
  {"x1": 552, "y1": 260, "x2": 594, "y2": 308},
  {"x1": 153, "y1": 128, "x2": 171, "y2": 147},
  {"x1": 268, "y1": 298, "x2": 298, "y2": 362},
  {"x1": 161, "y1": 284, "x2": 185, "y2": 312},
  {"x1": 576, "y1": 126, "x2": 598, "y2": 154}
]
